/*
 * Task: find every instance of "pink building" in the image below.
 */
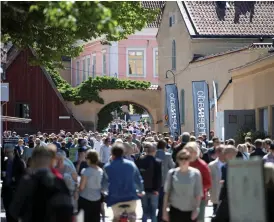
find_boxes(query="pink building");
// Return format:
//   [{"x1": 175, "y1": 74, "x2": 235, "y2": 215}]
[
  {"x1": 71, "y1": 28, "x2": 159, "y2": 86},
  {"x1": 71, "y1": 1, "x2": 164, "y2": 86}
]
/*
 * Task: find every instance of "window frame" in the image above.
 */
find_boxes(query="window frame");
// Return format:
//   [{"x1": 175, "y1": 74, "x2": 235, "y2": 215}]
[
  {"x1": 92, "y1": 53, "x2": 96, "y2": 78},
  {"x1": 82, "y1": 58, "x2": 86, "y2": 81},
  {"x1": 153, "y1": 48, "x2": 159, "y2": 77},
  {"x1": 172, "y1": 40, "x2": 176, "y2": 70},
  {"x1": 76, "y1": 60, "x2": 80, "y2": 85},
  {"x1": 102, "y1": 50, "x2": 107, "y2": 76},
  {"x1": 15, "y1": 103, "x2": 30, "y2": 118},
  {"x1": 126, "y1": 48, "x2": 146, "y2": 78},
  {"x1": 86, "y1": 55, "x2": 91, "y2": 78}
]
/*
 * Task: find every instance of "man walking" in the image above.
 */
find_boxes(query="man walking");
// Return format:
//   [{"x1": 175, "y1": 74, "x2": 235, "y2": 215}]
[
  {"x1": 155, "y1": 139, "x2": 175, "y2": 222},
  {"x1": 208, "y1": 145, "x2": 226, "y2": 215},
  {"x1": 102, "y1": 143, "x2": 144, "y2": 222},
  {"x1": 136, "y1": 142, "x2": 162, "y2": 222}
]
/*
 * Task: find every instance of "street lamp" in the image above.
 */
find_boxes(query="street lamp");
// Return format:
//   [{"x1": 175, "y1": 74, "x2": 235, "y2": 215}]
[{"x1": 165, "y1": 70, "x2": 176, "y2": 84}]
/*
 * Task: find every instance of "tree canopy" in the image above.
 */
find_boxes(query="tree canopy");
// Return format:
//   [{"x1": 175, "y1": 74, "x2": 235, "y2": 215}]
[{"x1": 1, "y1": 1, "x2": 158, "y2": 66}]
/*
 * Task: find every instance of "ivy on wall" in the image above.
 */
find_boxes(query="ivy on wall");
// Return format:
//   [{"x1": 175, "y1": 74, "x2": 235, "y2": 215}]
[
  {"x1": 47, "y1": 67, "x2": 151, "y2": 105},
  {"x1": 46, "y1": 67, "x2": 149, "y2": 130}
]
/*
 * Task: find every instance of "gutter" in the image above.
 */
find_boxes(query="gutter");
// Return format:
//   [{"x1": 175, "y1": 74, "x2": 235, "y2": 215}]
[
  {"x1": 191, "y1": 35, "x2": 274, "y2": 39},
  {"x1": 217, "y1": 78, "x2": 232, "y2": 102}
]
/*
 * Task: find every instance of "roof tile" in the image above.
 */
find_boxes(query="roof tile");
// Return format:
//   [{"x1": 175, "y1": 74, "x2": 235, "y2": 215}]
[
  {"x1": 142, "y1": 1, "x2": 165, "y2": 28},
  {"x1": 183, "y1": 1, "x2": 274, "y2": 36}
]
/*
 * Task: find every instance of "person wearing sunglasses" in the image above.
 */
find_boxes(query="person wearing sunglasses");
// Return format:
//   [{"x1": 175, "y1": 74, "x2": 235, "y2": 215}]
[
  {"x1": 162, "y1": 149, "x2": 203, "y2": 222},
  {"x1": 185, "y1": 142, "x2": 212, "y2": 222}
]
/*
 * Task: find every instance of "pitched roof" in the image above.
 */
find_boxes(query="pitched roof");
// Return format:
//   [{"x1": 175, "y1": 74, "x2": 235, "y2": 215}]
[
  {"x1": 191, "y1": 45, "x2": 250, "y2": 63},
  {"x1": 142, "y1": 1, "x2": 165, "y2": 28},
  {"x1": 182, "y1": 1, "x2": 274, "y2": 37},
  {"x1": 191, "y1": 41, "x2": 274, "y2": 63},
  {"x1": 6, "y1": 47, "x2": 84, "y2": 130}
]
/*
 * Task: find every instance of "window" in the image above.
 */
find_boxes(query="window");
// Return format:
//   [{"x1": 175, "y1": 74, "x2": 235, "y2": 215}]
[
  {"x1": 76, "y1": 61, "x2": 80, "y2": 85},
  {"x1": 102, "y1": 50, "x2": 107, "y2": 76},
  {"x1": 127, "y1": 49, "x2": 145, "y2": 77},
  {"x1": 92, "y1": 54, "x2": 96, "y2": 78},
  {"x1": 259, "y1": 108, "x2": 268, "y2": 134},
  {"x1": 229, "y1": 115, "x2": 237, "y2": 124},
  {"x1": 180, "y1": 89, "x2": 185, "y2": 124},
  {"x1": 86, "y1": 56, "x2": 91, "y2": 77},
  {"x1": 15, "y1": 103, "x2": 30, "y2": 118},
  {"x1": 169, "y1": 13, "x2": 175, "y2": 27},
  {"x1": 82, "y1": 59, "x2": 86, "y2": 81},
  {"x1": 172, "y1": 40, "x2": 176, "y2": 70},
  {"x1": 153, "y1": 48, "x2": 158, "y2": 77}
]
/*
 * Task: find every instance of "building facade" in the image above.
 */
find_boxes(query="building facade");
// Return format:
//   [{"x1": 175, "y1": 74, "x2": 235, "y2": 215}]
[
  {"x1": 70, "y1": 1, "x2": 165, "y2": 86},
  {"x1": 3, "y1": 48, "x2": 83, "y2": 134},
  {"x1": 157, "y1": 1, "x2": 274, "y2": 135},
  {"x1": 218, "y1": 49, "x2": 274, "y2": 139},
  {"x1": 71, "y1": 29, "x2": 159, "y2": 86}
]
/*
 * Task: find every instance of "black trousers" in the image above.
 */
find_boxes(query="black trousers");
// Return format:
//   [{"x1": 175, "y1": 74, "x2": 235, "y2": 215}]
[
  {"x1": 169, "y1": 206, "x2": 196, "y2": 222},
  {"x1": 213, "y1": 204, "x2": 218, "y2": 214},
  {"x1": 78, "y1": 196, "x2": 101, "y2": 222},
  {"x1": 2, "y1": 187, "x2": 18, "y2": 222}
]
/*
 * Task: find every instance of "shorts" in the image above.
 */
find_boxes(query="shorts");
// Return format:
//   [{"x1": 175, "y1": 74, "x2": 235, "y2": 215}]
[{"x1": 111, "y1": 200, "x2": 137, "y2": 219}]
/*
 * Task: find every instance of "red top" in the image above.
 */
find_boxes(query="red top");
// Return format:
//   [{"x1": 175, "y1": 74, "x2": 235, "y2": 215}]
[
  {"x1": 190, "y1": 158, "x2": 212, "y2": 200},
  {"x1": 51, "y1": 168, "x2": 63, "y2": 179}
]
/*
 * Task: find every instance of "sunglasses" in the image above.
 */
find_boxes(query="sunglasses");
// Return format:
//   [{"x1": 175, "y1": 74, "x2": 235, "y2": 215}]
[{"x1": 178, "y1": 156, "x2": 190, "y2": 161}]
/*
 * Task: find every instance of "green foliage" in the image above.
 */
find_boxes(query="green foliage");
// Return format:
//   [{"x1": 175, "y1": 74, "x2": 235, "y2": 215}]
[
  {"x1": 47, "y1": 68, "x2": 151, "y2": 105},
  {"x1": 97, "y1": 102, "x2": 147, "y2": 131},
  {"x1": 234, "y1": 127, "x2": 269, "y2": 144},
  {"x1": 1, "y1": 1, "x2": 158, "y2": 67},
  {"x1": 46, "y1": 67, "x2": 150, "y2": 129},
  {"x1": 97, "y1": 102, "x2": 123, "y2": 131},
  {"x1": 133, "y1": 105, "x2": 145, "y2": 115}
]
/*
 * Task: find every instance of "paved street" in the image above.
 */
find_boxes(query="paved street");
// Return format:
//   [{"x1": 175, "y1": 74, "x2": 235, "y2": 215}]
[{"x1": 1, "y1": 199, "x2": 213, "y2": 222}]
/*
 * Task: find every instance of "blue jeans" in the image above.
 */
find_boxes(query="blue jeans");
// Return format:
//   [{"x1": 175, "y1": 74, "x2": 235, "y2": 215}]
[
  {"x1": 141, "y1": 192, "x2": 159, "y2": 222},
  {"x1": 157, "y1": 186, "x2": 164, "y2": 222}
]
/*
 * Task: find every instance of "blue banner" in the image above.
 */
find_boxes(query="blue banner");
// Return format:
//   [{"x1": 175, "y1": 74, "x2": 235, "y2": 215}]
[
  {"x1": 192, "y1": 81, "x2": 210, "y2": 137},
  {"x1": 165, "y1": 84, "x2": 181, "y2": 136}
]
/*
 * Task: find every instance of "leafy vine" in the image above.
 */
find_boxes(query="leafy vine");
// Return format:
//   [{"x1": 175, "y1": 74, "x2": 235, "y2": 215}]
[
  {"x1": 47, "y1": 67, "x2": 151, "y2": 105},
  {"x1": 46, "y1": 67, "x2": 150, "y2": 130}
]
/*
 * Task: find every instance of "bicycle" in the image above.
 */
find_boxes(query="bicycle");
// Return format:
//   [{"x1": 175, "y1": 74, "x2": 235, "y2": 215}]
[{"x1": 119, "y1": 204, "x2": 136, "y2": 222}]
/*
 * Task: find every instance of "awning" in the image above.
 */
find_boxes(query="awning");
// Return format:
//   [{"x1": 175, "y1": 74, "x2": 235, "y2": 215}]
[{"x1": 1, "y1": 116, "x2": 31, "y2": 123}]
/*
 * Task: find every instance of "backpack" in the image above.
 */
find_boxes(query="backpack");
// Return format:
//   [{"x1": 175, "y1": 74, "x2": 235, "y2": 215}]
[
  {"x1": 138, "y1": 157, "x2": 155, "y2": 190},
  {"x1": 31, "y1": 170, "x2": 73, "y2": 222}
]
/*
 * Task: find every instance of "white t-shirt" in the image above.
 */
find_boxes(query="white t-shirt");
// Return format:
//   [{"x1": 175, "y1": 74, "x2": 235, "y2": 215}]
[{"x1": 100, "y1": 145, "x2": 111, "y2": 164}]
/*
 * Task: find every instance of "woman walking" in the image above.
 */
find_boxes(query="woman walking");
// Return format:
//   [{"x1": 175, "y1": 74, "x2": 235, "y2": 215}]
[
  {"x1": 162, "y1": 149, "x2": 203, "y2": 222},
  {"x1": 78, "y1": 149, "x2": 104, "y2": 222}
]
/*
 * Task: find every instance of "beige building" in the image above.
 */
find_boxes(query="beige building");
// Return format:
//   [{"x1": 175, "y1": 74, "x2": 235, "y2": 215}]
[
  {"x1": 66, "y1": 86, "x2": 161, "y2": 131},
  {"x1": 157, "y1": 1, "x2": 274, "y2": 134},
  {"x1": 218, "y1": 51, "x2": 274, "y2": 138}
]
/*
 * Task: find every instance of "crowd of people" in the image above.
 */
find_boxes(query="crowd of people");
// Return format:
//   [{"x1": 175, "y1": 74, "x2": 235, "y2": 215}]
[{"x1": 1, "y1": 123, "x2": 274, "y2": 222}]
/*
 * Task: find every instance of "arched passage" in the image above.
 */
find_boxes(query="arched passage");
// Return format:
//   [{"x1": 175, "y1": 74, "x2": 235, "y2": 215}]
[
  {"x1": 67, "y1": 88, "x2": 161, "y2": 132},
  {"x1": 97, "y1": 101, "x2": 154, "y2": 131}
]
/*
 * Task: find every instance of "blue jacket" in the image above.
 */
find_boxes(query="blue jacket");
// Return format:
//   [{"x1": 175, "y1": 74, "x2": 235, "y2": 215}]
[{"x1": 102, "y1": 157, "x2": 143, "y2": 207}]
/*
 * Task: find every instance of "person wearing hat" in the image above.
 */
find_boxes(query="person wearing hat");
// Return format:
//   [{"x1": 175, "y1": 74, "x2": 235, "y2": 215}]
[
  {"x1": 263, "y1": 142, "x2": 274, "y2": 163},
  {"x1": 2, "y1": 144, "x2": 25, "y2": 222}
]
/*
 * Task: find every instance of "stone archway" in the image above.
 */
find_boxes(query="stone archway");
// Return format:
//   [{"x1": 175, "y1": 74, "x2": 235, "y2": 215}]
[
  {"x1": 67, "y1": 88, "x2": 161, "y2": 132},
  {"x1": 96, "y1": 100, "x2": 155, "y2": 131}
]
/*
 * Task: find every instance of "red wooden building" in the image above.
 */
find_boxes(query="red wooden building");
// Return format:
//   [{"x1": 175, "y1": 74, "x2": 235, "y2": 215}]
[{"x1": 3, "y1": 47, "x2": 83, "y2": 135}]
